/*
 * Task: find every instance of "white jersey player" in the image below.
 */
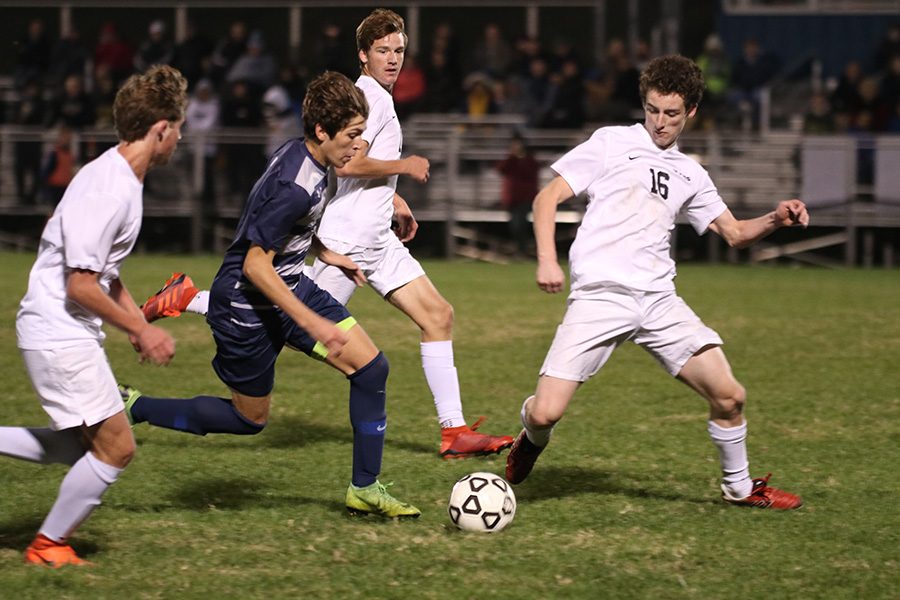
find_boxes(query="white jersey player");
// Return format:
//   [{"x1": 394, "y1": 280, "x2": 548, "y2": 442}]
[
  {"x1": 0, "y1": 66, "x2": 187, "y2": 567},
  {"x1": 141, "y1": 9, "x2": 513, "y2": 459},
  {"x1": 506, "y1": 55, "x2": 808, "y2": 510}
]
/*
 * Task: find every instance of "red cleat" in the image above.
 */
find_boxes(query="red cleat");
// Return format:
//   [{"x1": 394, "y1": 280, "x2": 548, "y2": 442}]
[
  {"x1": 722, "y1": 473, "x2": 803, "y2": 510},
  {"x1": 439, "y1": 417, "x2": 514, "y2": 459},
  {"x1": 505, "y1": 429, "x2": 545, "y2": 484},
  {"x1": 24, "y1": 534, "x2": 91, "y2": 568},
  {"x1": 141, "y1": 272, "x2": 199, "y2": 322}
]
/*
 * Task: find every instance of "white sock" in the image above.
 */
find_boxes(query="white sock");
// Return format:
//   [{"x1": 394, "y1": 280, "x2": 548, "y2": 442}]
[
  {"x1": 0, "y1": 427, "x2": 84, "y2": 465},
  {"x1": 708, "y1": 420, "x2": 752, "y2": 499},
  {"x1": 521, "y1": 395, "x2": 553, "y2": 447},
  {"x1": 40, "y1": 452, "x2": 122, "y2": 542},
  {"x1": 421, "y1": 341, "x2": 465, "y2": 428},
  {"x1": 186, "y1": 290, "x2": 209, "y2": 315}
]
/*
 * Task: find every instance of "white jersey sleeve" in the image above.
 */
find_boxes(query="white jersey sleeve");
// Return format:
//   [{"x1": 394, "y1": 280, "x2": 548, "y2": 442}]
[
  {"x1": 62, "y1": 191, "x2": 130, "y2": 277},
  {"x1": 551, "y1": 129, "x2": 609, "y2": 197},
  {"x1": 682, "y1": 169, "x2": 727, "y2": 235}
]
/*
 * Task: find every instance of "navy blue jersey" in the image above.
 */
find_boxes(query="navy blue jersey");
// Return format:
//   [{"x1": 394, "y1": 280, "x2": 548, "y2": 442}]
[{"x1": 208, "y1": 139, "x2": 328, "y2": 327}]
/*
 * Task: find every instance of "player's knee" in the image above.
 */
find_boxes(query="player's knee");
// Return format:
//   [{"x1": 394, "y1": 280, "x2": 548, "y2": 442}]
[
  {"x1": 422, "y1": 300, "x2": 454, "y2": 338},
  {"x1": 526, "y1": 400, "x2": 564, "y2": 428},
  {"x1": 713, "y1": 383, "x2": 746, "y2": 420}
]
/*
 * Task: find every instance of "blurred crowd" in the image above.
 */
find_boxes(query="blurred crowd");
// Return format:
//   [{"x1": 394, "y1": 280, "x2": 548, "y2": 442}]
[{"x1": 4, "y1": 16, "x2": 899, "y2": 206}]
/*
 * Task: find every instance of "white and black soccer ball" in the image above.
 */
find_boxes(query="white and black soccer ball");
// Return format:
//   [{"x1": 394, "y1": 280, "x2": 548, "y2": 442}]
[{"x1": 447, "y1": 472, "x2": 516, "y2": 532}]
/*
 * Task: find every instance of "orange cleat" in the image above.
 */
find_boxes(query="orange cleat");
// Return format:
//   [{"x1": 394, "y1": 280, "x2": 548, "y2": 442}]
[
  {"x1": 141, "y1": 272, "x2": 199, "y2": 322},
  {"x1": 24, "y1": 534, "x2": 91, "y2": 568},
  {"x1": 439, "y1": 417, "x2": 514, "y2": 459},
  {"x1": 505, "y1": 429, "x2": 545, "y2": 484},
  {"x1": 722, "y1": 473, "x2": 803, "y2": 510}
]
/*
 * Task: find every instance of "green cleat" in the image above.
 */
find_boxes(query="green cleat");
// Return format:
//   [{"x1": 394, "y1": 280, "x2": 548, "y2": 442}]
[
  {"x1": 118, "y1": 383, "x2": 141, "y2": 427},
  {"x1": 345, "y1": 481, "x2": 421, "y2": 519}
]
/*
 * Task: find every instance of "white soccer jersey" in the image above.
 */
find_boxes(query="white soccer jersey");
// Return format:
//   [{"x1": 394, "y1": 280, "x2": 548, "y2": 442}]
[
  {"x1": 17, "y1": 147, "x2": 144, "y2": 349},
  {"x1": 316, "y1": 75, "x2": 401, "y2": 248},
  {"x1": 554, "y1": 123, "x2": 727, "y2": 295}
]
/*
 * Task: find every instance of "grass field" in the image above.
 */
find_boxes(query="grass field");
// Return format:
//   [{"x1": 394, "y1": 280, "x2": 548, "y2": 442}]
[{"x1": 0, "y1": 253, "x2": 897, "y2": 599}]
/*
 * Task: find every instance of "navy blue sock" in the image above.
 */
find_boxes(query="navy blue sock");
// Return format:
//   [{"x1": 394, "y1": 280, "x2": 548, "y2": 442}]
[
  {"x1": 131, "y1": 395, "x2": 265, "y2": 436},
  {"x1": 348, "y1": 352, "x2": 388, "y2": 488}
]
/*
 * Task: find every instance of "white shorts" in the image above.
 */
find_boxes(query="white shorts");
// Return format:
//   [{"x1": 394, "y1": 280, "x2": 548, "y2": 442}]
[
  {"x1": 21, "y1": 343, "x2": 123, "y2": 430},
  {"x1": 540, "y1": 288, "x2": 723, "y2": 382},
  {"x1": 306, "y1": 235, "x2": 426, "y2": 305}
]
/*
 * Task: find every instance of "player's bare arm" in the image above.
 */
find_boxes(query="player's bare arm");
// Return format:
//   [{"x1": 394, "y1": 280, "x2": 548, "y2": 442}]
[
  {"x1": 533, "y1": 176, "x2": 576, "y2": 294},
  {"x1": 392, "y1": 192, "x2": 419, "y2": 242},
  {"x1": 242, "y1": 245, "x2": 349, "y2": 356},
  {"x1": 311, "y1": 236, "x2": 367, "y2": 287},
  {"x1": 708, "y1": 199, "x2": 809, "y2": 249},
  {"x1": 335, "y1": 140, "x2": 430, "y2": 182},
  {"x1": 67, "y1": 269, "x2": 175, "y2": 365}
]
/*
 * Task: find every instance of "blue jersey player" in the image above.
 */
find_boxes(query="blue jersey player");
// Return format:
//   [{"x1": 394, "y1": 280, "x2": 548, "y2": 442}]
[{"x1": 120, "y1": 72, "x2": 420, "y2": 518}]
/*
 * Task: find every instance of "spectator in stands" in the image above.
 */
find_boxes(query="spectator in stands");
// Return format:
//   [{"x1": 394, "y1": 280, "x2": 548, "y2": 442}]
[
  {"x1": 696, "y1": 34, "x2": 731, "y2": 129},
  {"x1": 393, "y1": 53, "x2": 427, "y2": 120},
  {"x1": 210, "y1": 21, "x2": 248, "y2": 85},
  {"x1": 729, "y1": 37, "x2": 780, "y2": 129},
  {"x1": 14, "y1": 18, "x2": 52, "y2": 89},
  {"x1": 220, "y1": 80, "x2": 264, "y2": 200},
  {"x1": 830, "y1": 60, "x2": 865, "y2": 128},
  {"x1": 874, "y1": 23, "x2": 900, "y2": 72},
  {"x1": 262, "y1": 84, "x2": 300, "y2": 158},
  {"x1": 40, "y1": 126, "x2": 75, "y2": 206},
  {"x1": 545, "y1": 59, "x2": 585, "y2": 128},
  {"x1": 802, "y1": 91, "x2": 836, "y2": 134},
  {"x1": 226, "y1": 31, "x2": 277, "y2": 98},
  {"x1": 510, "y1": 34, "x2": 544, "y2": 80},
  {"x1": 603, "y1": 38, "x2": 643, "y2": 122},
  {"x1": 522, "y1": 56, "x2": 554, "y2": 127},
  {"x1": 94, "y1": 22, "x2": 134, "y2": 85},
  {"x1": 134, "y1": 20, "x2": 175, "y2": 73},
  {"x1": 185, "y1": 79, "x2": 220, "y2": 244},
  {"x1": 430, "y1": 22, "x2": 462, "y2": 80},
  {"x1": 879, "y1": 55, "x2": 900, "y2": 122},
  {"x1": 311, "y1": 22, "x2": 356, "y2": 78},
  {"x1": 46, "y1": 74, "x2": 96, "y2": 131},
  {"x1": 424, "y1": 45, "x2": 462, "y2": 112},
  {"x1": 172, "y1": 20, "x2": 213, "y2": 90},
  {"x1": 547, "y1": 38, "x2": 581, "y2": 75},
  {"x1": 13, "y1": 79, "x2": 45, "y2": 205},
  {"x1": 48, "y1": 27, "x2": 90, "y2": 90},
  {"x1": 91, "y1": 64, "x2": 117, "y2": 129},
  {"x1": 470, "y1": 23, "x2": 512, "y2": 80},
  {"x1": 276, "y1": 63, "x2": 308, "y2": 118},
  {"x1": 462, "y1": 72, "x2": 497, "y2": 117},
  {"x1": 495, "y1": 133, "x2": 539, "y2": 257},
  {"x1": 494, "y1": 75, "x2": 530, "y2": 116}
]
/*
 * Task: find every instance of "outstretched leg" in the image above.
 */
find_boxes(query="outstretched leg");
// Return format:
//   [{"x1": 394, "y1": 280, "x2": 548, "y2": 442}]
[{"x1": 678, "y1": 345, "x2": 802, "y2": 509}]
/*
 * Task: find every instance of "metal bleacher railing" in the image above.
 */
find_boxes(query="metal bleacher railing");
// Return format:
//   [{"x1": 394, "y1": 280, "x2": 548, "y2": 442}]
[{"x1": 1, "y1": 115, "x2": 898, "y2": 265}]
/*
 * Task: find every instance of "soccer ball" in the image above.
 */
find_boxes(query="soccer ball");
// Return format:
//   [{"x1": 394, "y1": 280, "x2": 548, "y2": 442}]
[{"x1": 447, "y1": 472, "x2": 516, "y2": 532}]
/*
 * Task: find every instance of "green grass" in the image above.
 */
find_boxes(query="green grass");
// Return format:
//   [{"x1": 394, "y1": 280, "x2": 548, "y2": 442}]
[{"x1": 0, "y1": 253, "x2": 898, "y2": 599}]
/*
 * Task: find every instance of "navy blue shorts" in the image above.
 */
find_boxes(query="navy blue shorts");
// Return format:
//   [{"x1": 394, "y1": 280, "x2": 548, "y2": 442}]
[{"x1": 208, "y1": 274, "x2": 354, "y2": 397}]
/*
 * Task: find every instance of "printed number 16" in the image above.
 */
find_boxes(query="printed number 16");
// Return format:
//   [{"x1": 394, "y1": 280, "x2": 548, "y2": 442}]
[{"x1": 649, "y1": 168, "x2": 669, "y2": 199}]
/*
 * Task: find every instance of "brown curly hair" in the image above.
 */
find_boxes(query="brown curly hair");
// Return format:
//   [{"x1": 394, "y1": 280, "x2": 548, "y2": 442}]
[
  {"x1": 302, "y1": 71, "x2": 369, "y2": 140},
  {"x1": 113, "y1": 65, "x2": 188, "y2": 142},
  {"x1": 639, "y1": 55, "x2": 705, "y2": 110}
]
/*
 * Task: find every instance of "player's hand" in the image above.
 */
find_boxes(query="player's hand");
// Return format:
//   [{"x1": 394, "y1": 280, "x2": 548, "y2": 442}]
[
  {"x1": 775, "y1": 199, "x2": 809, "y2": 228},
  {"x1": 128, "y1": 333, "x2": 141, "y2": 353},
  {"x1": 310, "y1": 318, "x2": 350, "y2": 358},
  {"x1": 318, "y1": 248, "x2": 367, "y2": 287},
  {"x1": 392, "y1": 197, "x2": 419, "y2": 242},
  {"x1": 536, "y1": 261, "x2": 565, "y2": 294},
  {"x1": 135, "y1": 324, "x2": 175, "y2": 366},
  {"x1": 404, "y1": 155, "x2": 430, "y2": 183}
]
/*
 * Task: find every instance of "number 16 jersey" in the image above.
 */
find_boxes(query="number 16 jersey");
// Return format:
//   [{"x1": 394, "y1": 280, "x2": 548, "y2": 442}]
[{"x1": 553, "y1": 123, "x2": 727, "y2": 296}]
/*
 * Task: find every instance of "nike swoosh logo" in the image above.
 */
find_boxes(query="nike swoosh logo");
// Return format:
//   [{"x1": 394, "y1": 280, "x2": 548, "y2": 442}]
[
  {"x1": 628, "y1": 155, "x2": 639, "y2": 160},
  {"x1": 376, "y1": 424, "x2": 387, "y2": 432}
]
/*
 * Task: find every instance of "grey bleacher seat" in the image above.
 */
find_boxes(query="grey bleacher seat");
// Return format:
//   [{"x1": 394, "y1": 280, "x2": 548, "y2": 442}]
[
  {"x1": 801, "y1": 136, "x2": 856, "y2": 208},
  {"x1": 874, "y1": 137, "x2": 900, "y2": 205}
]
